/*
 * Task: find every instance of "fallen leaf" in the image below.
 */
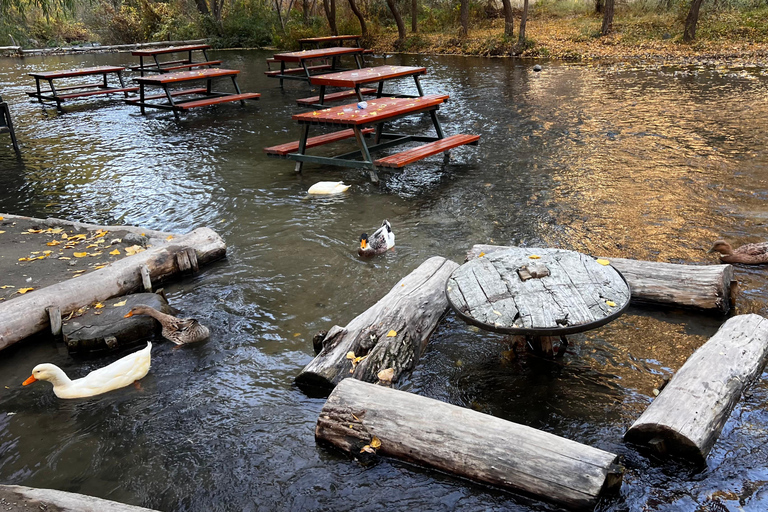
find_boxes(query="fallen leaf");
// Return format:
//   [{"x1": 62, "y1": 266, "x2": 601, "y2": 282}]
[
  {"x1": 48, "y1": 228, "x2": 63, "y2": 234},
  {"x1": 86, "y1": 244, "x2": 98, "y2": 249},
  {"x1": 596, "y1": 258, "x2": 611, "y2": 266},
  {"x1": 0, "y1": 231, "x2": 4, "y2": 234},
  {"x1": 110, "y1": 238, "x2": 122, "y2": 244},
  {"x1": 377, "y1": 368, "x2": 395, "y2": 382},
  {"x1": 27, "y1": 229, "x2": 43, "y2": 233},
  {"x1": 109, "y1": 249, "x2": 120, "y2": 255},
  {"x1": 112, "y1": 299, "x2": 127, "y2": 307},
  {"x1": 478, "y1": 252, "x2": 485, "y2": 257},
  {"x1": 73, "y1": 252, "x2": 87, "y2": 258},
  {"x1": 293, "y1": 333, "x2": 301, "y2": 337},
  {"x1": 18, "y1": 257, "x2": 28, "y2": 261},
  {"x1": 346, "y1": 351, "x2": 356, "y2": 360},
  {"x1": 58, "y1": 256, "x2": 71, "y2": 260},
  {"x1": 166, "y1": 235, "x2": 174, "y2": 241},
  {"x1": 124, "y1": 245, "x2": 144, "y2": 256},
  {"x1": 386, "y1": 330, "x2": 397, "y2": 337},
  {"x1": 94, "y1": 303, "x2": 105, "y2": 309},
  {"x1": 88, "y1": 252, "x2": 102, "y2": 257},
  {"x1": 360, "y1": 445, "x2": 375, "y2": 454},
  {"x1": 30, "y1": 251, "x2": 40, "y2": 255},
  {"x1": 0, "y1": 285, "x2": 14, "y2": 289},
  {"x1": 43, "y1": 250, "x2": 52, "y2": 255},
  {"x1": 606, "y1": 300, "x2": 616, "y2": 307},
  {"x1": 93, "y1": 265, "x2": 106, "y2": 269},
  {"x1": 94, "y1": 230, "x2": 108, "y2": 238},
  {"x1": 370, "y1": 436, "x2": 381, "y2": 449},
  {"x1": 529, "y1": 255, "x2": 541, "y2": 259},
  {"x1": 17, "y1": 288, "x2": 34, "y2": 294},
  {"x1": 47, "y1": 240, "x2": 61, "y2": 246}
]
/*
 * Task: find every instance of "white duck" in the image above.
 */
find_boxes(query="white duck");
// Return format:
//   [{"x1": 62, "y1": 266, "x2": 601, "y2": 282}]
[
  {"x1": 358, "y1": 220, "x2": 395, "y2": 257},
  {"x1": 22, "y1": 342, "x2": 152, "y2": 399},
  {"x1": 308, "y1": 181, "x2": 350, "y2": 195}
]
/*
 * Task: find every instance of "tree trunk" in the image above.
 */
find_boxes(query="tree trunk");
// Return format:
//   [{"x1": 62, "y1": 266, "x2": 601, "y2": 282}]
[
  {"x1": 317, "y1": 379, "x2": 624, "y2": 511},
  {"x1": 683, "y1": 0, "x2": 705, "y2": 42},
  {"x1": 625, "y1": 314, "x2": 768, "y2": 463},
  {"x1": 323, "y1": 0, "x2": 338, "y2": 35},
  {"x1": 601, "y1": 0, "x2": 614, "y2": 35},
  {"x1": 386, "y1": 0, "x2": 407, "y2": 42},
  {"x1": 193, "y1": 0, "x2": 210, "y2": 16},
  {"x1": 411, "y1": 0, "x2": 417, "y2": 33},
  {"x1": 518, "y1": 0, "x2": 529, "y2": 43},
  {"x1": 459, "y1": 0, "x2": 469, "y2": 37},
  {"x1": 303, "y1": 0, "x2": 309, "y2": 24},
  {"x1": 501, "y1": 0, "x2": 514, "y2": 37},
  {"x1": 348, "y1": 0, "x2": 368, "y2": 37},
  {"x1": 595, "y1": 0, "x2": 603, "y2": 14}
]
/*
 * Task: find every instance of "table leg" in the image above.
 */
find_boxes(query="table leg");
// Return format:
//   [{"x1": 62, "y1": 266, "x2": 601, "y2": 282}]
[
  {"x1": 117, "y1": 71, "x2": 130, "y2": 97},
  {"x1": 353, "y1": 126, "x2": 378, "y2": 183},
  {"x1": 374, "y1": 123, "x2": 385, "y2": 144},
  {"x1": 153, "y1": 55, "x2": 162, "y2": 73},
  {"x1": 354, "y1": 54, "x2": 363, "y2": 69},
  {"x1": 206, "y1": 78, "x2": 212, "y2": 95},
  {"x1": 139, "y1": 56, "x2": 145, "y2": 76},
  {"x1": 231, "y1": 76, "x2": 245, "y2": 105},
  {"x1": 139, "y1": 83, "x2": 146, "y2": 115},
  {"x1": 34, "y1": 78, "x2": 42, "y2": 103},
  {"x1": 48, "y1": 79, "x2": 62, "y2": 112},
  {"x1": 163, "y1": 85, "x2": 179, "y2": 120},
  {"x1": 430, "y1": 110, "x2": 445, "y2": 139},
  {"x1": 102, "y1": 73, "x2": 108, "y2": 89},
  {"x1": 354, "y1": 85, "x2": 364, "y2": 102},
  {"x1": 318, "y1": 85, "x2": 326, "y2": 105},
  {"x1": 376, "y1": 80, "x2": 384, "y2": 98},
  {"x1": 294, "y1": 124, "x2": 310, "y2": 174},
  {"x1": 280, "y1": 61, "x2": 286, "y2": 88},
  {"x1": 414, "y1": 75, "x2": 424, "y2": 96}
]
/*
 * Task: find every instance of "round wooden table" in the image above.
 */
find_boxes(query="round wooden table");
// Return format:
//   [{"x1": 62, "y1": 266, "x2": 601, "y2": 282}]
[{"x1": 446, "y1": 247, "x2": 631, "y2": 353}]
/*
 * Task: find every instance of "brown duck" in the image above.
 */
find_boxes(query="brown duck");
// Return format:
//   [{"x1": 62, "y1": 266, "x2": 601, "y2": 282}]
[
  {"x1": 124, "y1": 305, "x2": 210, "y2": 345},
  {"x1": 708, "y1": 240, "x2": 768, "y2": 264}
]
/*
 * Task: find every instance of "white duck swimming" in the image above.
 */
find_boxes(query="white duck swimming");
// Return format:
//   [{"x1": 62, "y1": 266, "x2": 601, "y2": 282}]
[
  {"x1": 308, "y1": 181, "x2": 350, "y2": 195},
  {"x1": 358, "y1": 220, "x2": 395, "y2": 257},
  {"x1": 22, "y1": 342, "x2": 152, "y2": 399}
]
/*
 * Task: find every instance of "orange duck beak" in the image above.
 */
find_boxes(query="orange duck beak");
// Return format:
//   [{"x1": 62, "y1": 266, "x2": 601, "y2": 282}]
[
  {"x1": 22, "y1": 375, "x2": 37, "y2": 386},
  {"x1": 123, "y1": 311, "x2": 134, "y2": 318}
]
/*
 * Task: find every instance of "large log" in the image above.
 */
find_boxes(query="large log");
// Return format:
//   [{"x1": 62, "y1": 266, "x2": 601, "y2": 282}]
[
  {"x1": 317, "y1": 379, "x2": 623, "y2": 511},
  {"x1": 0, "y1": 484, "x2": 158, "y2": 512},
  {"x1": 0, "y1": 227, "x2": 225, "y2": 350},
  {"x1": 624, "y1": 314, "x2": 768, "y2": 463},
  {"x1": 467, "y1": 245, "x2": 734, "y2": 314},
  {"x1": 295, "y1": 256, "x2": 459, "y2": 393}
]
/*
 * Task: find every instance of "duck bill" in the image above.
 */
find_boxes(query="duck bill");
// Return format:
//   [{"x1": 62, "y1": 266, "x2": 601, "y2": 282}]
[
  {"x1": 123, "y1": 311, "x2": 134, "y2": 318},
  {"x1": 360, "y1": 240, "x2": 367, "y2": 250},
  {"x1": 22, "y1": 375, "x2": 37, "y2": 386}
]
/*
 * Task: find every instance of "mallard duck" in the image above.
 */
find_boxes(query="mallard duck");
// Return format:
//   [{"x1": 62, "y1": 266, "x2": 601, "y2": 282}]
[
  {"x1": 22, "y1": 342, "x2": 152, "y2": 399},
  {"x1": 708, "y1": 240, "x2": 768, "y2": 264},
  {"x1": 308, "y1": 181, "x2": 350, "y2": 195},
  {"x1": 358, "y1": 220, "x2": 395, "y2": 257},
  {"x1": 124, "y1": 305, "x2": 209, "y2": 345}
]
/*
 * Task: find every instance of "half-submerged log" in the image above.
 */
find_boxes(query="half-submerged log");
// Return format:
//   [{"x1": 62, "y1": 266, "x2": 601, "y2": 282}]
[
  {"x1": 296, "y1": 256, "x2": 459, "y2": 393},
  {"x1": 317, "y1": 379, "x2": 623, "y2": 511},
  {"x1": 0, "y1": 227, "x2": 225, "y2": 351},
  {"x1": 467, "y1": 245, "x2": 734, "y2": 314},
  {"x1": 0, "y1": 484, "x2": 158, "y2": 512},
  {"x1": 625, "y1": 314, "x2": 768, "y2": 463}
]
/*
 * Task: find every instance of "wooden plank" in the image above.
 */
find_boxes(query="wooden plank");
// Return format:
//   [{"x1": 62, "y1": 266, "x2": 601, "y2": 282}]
[
  {"x1": 124, "y1": 87, "x2": 208, "y2": 104},
  {"x1": 317, "y1": 379, "x2": 623, "y2": 511},
  {"x1": 264, "y1": 64, "x2": 332, "y2": 77},
  {"x1": 264, "y1": 127, "x2": 374, "y2": 156},
  {"x1": 56, "y1": 87, "x2": 139, "y2": 100},
  {"x1": 293, "y1": 94, "x2": 449, "y2": 127},
  {"x1": 129, "y1": 59, "x2": 190, "y2": 70},
  {"x1": 131, "y1": 44, "x2": 210, "y2": 56},
  {"x1": 296, "y1": 256, "x2": 459, "y2": 392},
  {"x1": 299, "y1": 35, "x2": 361, "y2": 43},
  {"x1": 29, "y1": 66, "x2": 126, "y2": 79},
  {"x1": 134, "y1": 68, "x2": 240, "y2": 85},
  {"x1": 296, "y1": 87, "x2": 377, "y2": 106},
  {"x1": 176, "y1": 93, "x2": 260, "y2": 109},
  {"x1": 273, "y1": 46, "x2": 363, "y2": 62},
  {"x1": 467, "y1": 245, "x2": 735, "y2": 314},
  {"x1": 625, "y1": 314, "x2": 768, "y2": 463},
  {"x1": 375, "y1": 134, "x2": 480, "y2": 168},
  {"x1": 158, "y1": 60, "x2": 222, "y2": 71},
  {"x1": 310, "y1": 65, "x2": 426, "y2": 88}
]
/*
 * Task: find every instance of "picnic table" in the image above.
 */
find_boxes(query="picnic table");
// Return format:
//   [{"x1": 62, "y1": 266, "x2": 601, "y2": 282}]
[
  {"x1": 264, "y1": 94, "x2": 479, "y2": 183},
  {"x1": 130, "y1": 44, "x2": 221, "y2": 76},
  {"x1": 297, "y1": 65, "x2": 427, "y2": 108},
  {"x1": 26, "y1": 66, "x2": 138, "y2": 111},
  {"x1": 298, "y1": 35, "x2": 362, "y2": 49},
  {"x1": 266, "y1": 47, "x2": 365, "y2": 87},
  {"x1": 0, "y1": 95, "x2": 19, "y2": 152},
  {"x1": 130, "y1": 68, "x2": 260, "y2": 119},
  {"x1": 446, "y1": 247, "x2": 631, "y2": 356}
]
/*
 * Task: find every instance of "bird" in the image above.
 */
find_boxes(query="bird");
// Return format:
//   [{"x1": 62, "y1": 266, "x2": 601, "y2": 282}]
[
  {"x1": 708, "y1": 240, "x2": 768, "y2": 264},
  {"x1": 358, "y1": 220, "x2": 395, "y2": 257},
  {"x1": 307, "y1": 181, "x2": 350, "y2": 195},
  {"x1": 22, "y1": 342, "x2": 152, "y2": 399},
  {"x1": 124, "y1": 305, "x2": 210, "y2": 345}
]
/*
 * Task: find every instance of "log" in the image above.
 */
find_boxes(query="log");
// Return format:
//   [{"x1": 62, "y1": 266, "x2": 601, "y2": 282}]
[
  {"x1": 467, "y1": 245, "x2": 734, "y2": 314},
  {"x1": 0, "y1": 227, "x2": 225, "y2": 351},
  {"x1": 0, "y1": 484, "x2": 158, "y2": 512},
  {"x1": 624, "y1": 314, "x2": 768, "y2": 463},
  {"x1": 317, "y1": 379, "x2": 624, "y2": 511},
  {"x1": 295, "y1": 256, "x2": 459, "y2": 393}
]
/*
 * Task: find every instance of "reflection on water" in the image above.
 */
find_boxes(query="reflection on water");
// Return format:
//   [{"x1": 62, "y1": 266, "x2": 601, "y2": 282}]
[{"x1": 1, "y1": 50, "x2": 768, "y2": 511}]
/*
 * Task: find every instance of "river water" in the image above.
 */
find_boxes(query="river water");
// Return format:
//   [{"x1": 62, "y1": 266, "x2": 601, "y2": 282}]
[{"x1": 1, "y1": 50, "x2": 768, "y2": 511}]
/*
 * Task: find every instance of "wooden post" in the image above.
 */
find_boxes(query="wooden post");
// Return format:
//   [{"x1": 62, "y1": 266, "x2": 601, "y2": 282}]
[
  {"x1": 317, "y1": 379, "x2": 623, "y2": 511},
  {"x1": 46, "y1": 306, "x2": 62, "y2": 337},
  {"x1": 140, "y1": 264, "x2": 153, "y2": 292},
  {"x1": 467, "y1": 245, "x2": 734, "y2": 314},
  {"x1": 624, "y1": 314, "x2": 768, "y2": 463},
  {"x1": 295, "y1": 256, "x2": 459, "y2": 393}
]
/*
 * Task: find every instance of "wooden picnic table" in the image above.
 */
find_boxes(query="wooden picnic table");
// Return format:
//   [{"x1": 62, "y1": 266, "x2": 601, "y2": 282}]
[
  {"x1": 446, "y1": 247, "x2": 631, "y2": 355},
  {"x1": 26, "y1": 65, "x2": 138, "y2": 111},
  {"x1": 264, "y1": 94, "x2": 479, "y2": 183},
  {"x1": 130, "y1": 44, "x2": 221, "y2": 76},
  {"x1": 266, "y1": 47, "x2": 365, "y2": 87},
  {"x1": 298, "y1": 34, "x2": 361, "y2": 49},
  {"x1": 130, "y1": 68, "x2": 260, "y2": 119},
  {"x1": 298, "y1": 65, "x2": 427, "y2": 107}
]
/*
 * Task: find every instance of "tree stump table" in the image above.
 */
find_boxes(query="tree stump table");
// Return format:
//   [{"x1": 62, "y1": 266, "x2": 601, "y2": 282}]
[{"x1": 446, "y1": 247, "x2": 631, "y2": 356}]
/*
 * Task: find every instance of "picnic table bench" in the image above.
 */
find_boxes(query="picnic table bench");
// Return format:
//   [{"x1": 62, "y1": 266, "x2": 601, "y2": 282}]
[
  {"x1": 26, "y1": 66, "x2": 138, "y2": 111},
  {"x1": 130, "y1": 44, "x2": 221, "y2": 76},
  {"x1": 0, "y1": 95, "x2": 19, "y2": 152},
  {"x1": 266, "y1": 47, "x2": 365, "y2": 87},
  {"x1": 264, "y1": 94, "x2": 479, "y2": 183},
  {"x1": 130, "y1": 68, "x2": 259, "y2": 119},
  {"x1": 297, "y1": 65, "x2": 427, "y2": 108}
]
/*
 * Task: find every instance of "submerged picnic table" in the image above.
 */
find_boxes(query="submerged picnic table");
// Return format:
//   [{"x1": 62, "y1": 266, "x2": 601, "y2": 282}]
[
  {"x1": 26, "y1": 66, "x2": 138, "y2": 111},
  {"x1": 264, "y1": 94, "x2": 479, "y2": 183},
  {"x1": 297, "y1": 65, "x2": 427, "y2": 108},
  {"x1": 130, "y1": 68, "x2": 260, "y2": 119},
  {"x1": 298, "y1": 34, "x2": 362, "y2": 49},
  {"x1": 266, "y1": 47, "x2": 365, "y2": 86},
  {"x1": 446, "y1": 247, "x2": 631, "y2": 355},
  {"x1": 130, "y1": 44, "x2": 221, "y2": 76}
]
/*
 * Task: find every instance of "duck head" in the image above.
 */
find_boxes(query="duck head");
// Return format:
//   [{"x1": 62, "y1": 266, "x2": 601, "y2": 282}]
[
  {"x1": 124, "y1": 305, "x2": 156, "y2": 318},
  {"x1": 708, "y1": 240, "x2": 733, "y2": 256},
  {"x1": 359, "y1": 233, "x2": 369, "y2": 251},
  {"x1": 23, "y1": 363, "x2": 69, "y2": 387}
]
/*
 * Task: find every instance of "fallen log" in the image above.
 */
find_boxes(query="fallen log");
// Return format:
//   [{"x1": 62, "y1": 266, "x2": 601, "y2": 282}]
[
  {"x1": 624, "y1": 314, "x2": 768, "y2": 463},
  {"x1": 295, "y1": 256, "x2": 459, "y2": 393},
  {"x1": 0, "y1": 484, "x2": 158, "y2": 512},
  {"x1": 467, "y1": 245, "x2": 734, "y2": 314},
  {"x1": 0, "y1": 227, "x2": 225, "y2": 351},
  {"x1": 317, "y1": 379, "x2": 624, "y2": 511}
]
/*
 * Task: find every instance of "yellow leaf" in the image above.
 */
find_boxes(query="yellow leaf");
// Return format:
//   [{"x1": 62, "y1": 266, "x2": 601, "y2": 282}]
[
  {"x1": 94, "y1": 303, "x2": 105, "y2": 309},
  {"x1": 109, "y1": 249, "x2": 120, "y2": 255},
  {"x1": 47, "y1": 240, "x2": 61, "y2": 246},
  {"x1": 48, "y1": 228, "x2": 63, "y2": 234},
  {"x1": 124, "y1": 245, "x2": 145, "y2": 255},
  {"x1": 370, "y1": 436, "x2": 381, "y2": 449},
  {"x1": 94, "y1": 230, "x2": 108, "y2": 238},
  {"x1": 346, "y1": 351, "x2": 356, "y2": 360},
  {"x1": 73, "y1": 270, "x2": 86, "y2": 274},
  {"x1": 360, "y1": 445, "x2": 375, "y2": 454},
  {"x1": 529, "y1": 255, "x2": 541, "y2": 259},
  {"x1": 0, "y1": 285, "x2": 14, "y2": 289},
  {"x1": 71, "y1": 234, "x2": 87, "y2": 240},
  {"x1": 596, "y1": 258, "x2": 611, "y2": 266},
  {"x1": 606, "y1": 300, "x2": 616, "y2": 307},
  {"x1": 386, "y1": 330, "x2": 397, "y2": 337},
  {"x1": 58, "y1": 256, "x2": 71, "y2": 260},
  {"x1": 93, "y1": 265, "x2": 106, "y2": 270},
  {"x1": 166, "y1": 235, "x2": 174, "y2": 241},
  {"x1": 0, "y1": 231, "x2": 5, "y2": 234},
  {"x1": 86, "y1": 244, "x2": 98, "y2": 249},
  {"x1": 0, "y1": 216, "x2": 3, "y2": 220},
  {"x1": 112, "y1": 299, "x2": 127, "y2": 307},
  {"x1": 88, "y1": 252, "x2": 102, "y2": 257},
  {"x1": 377, "y1": 368, "x2": 395, "y2": 382},
  {"x1": 478, "y1": 252, "x2": 485, "y2": 257},
  {"x1": 18, "y1": 257, "x2": 28, "y2": 261},
  {"x1": 293, "y1": 333, "x2": 301, "y2": 337},
  {"x1": 73, "y1": 252, "x2": 87, "y2": 258},
  {"x1": 110, "y1": 238, "x2": 121, "y2": 244},
  {"x1": 30, "y1": 251, "x2": 40, "y2": 255},
  {"x1": 43, "y1": 250, "x2": 52, "y2": 255},
  {"x1": 17, "y1": 288, "x2": 34, "y2": 294},
  {"x1": 27, "y1": 229, "x2": 43, "y2": 233}
]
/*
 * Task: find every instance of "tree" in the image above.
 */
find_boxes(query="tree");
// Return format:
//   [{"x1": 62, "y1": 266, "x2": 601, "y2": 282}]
[
  {"x1": 386, "y1": 0, "x2": 407, "y2": 43},
  {"x1": 274, "y1": 0, "x2": 297, "y2": 31},
  {"x1": 0, "y1": 0, "x2": 75, "y2": 15},
  {"x1": 323, "y1": 0, "x2": 338, "y2": 35},
  {"x1": 601, "y1": 0, "x2": 615, "y2": 35},
  {"x1": 518, "y1": 0, "x2": 529, "y2": 43},
  {"x1": 459, "y1": 0, "x2": 469, "y2": 37},
  {"x1": 348, "y1": 0, "x2": 368, "y2": 37},
  {"x1": 411, "y1": 0, "x2": 417, "y2": 33},
  {"x1": 501, "y1": 0, "x2": 514, "y2": 37},
  {"x1": 683, "y1": 0, "x2": 705, "y2": 42}
]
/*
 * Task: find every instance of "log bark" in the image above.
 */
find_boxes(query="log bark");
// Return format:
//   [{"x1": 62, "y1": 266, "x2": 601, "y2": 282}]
[
  {"x1": 0, "y1": 484, "x2": 158, "y2": 512},
  {"x1": 0, "y1": 227, "x2": 225, "y2": 351},
  {"x1": 624, "y1": 314, "x2": 768, "y2": 463},
  {"x1": 467, "y1": 245, "x2": 734, "y2": 314},
  {"x1": 317, "y1": 379, "x2": 624, "y2": 511},
  {"x1": 295, "y1": 256, "x2": 458, "y2": 393}
]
